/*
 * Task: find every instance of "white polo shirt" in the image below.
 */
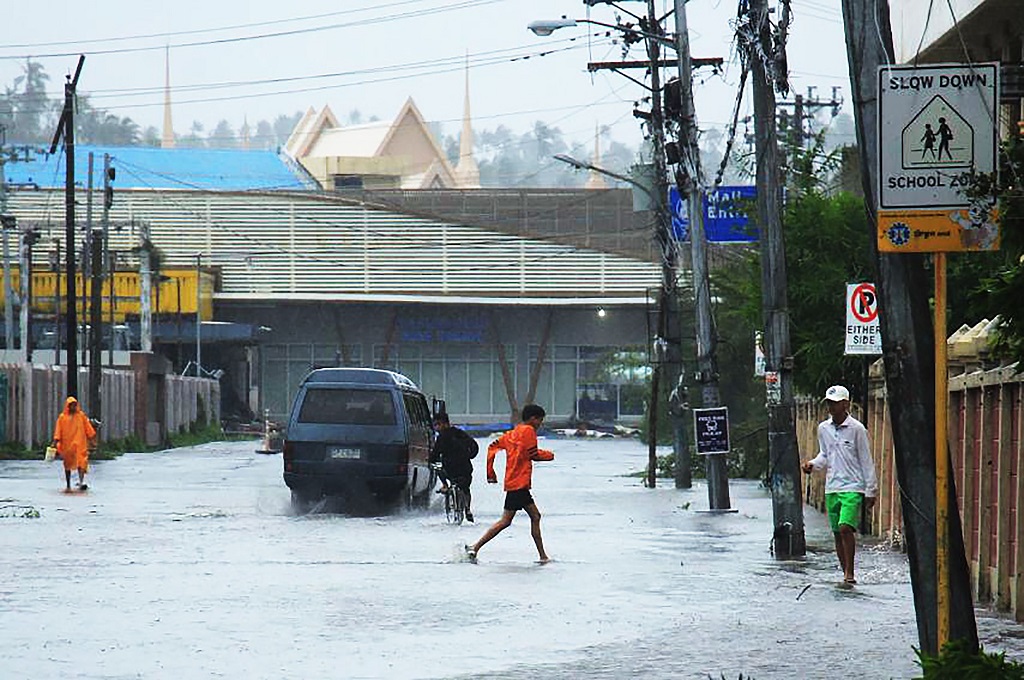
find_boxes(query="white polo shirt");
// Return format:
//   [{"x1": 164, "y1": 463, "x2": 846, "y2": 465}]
[{"x1": 807, "y1": 414, "x2": 878, "y2": 497}]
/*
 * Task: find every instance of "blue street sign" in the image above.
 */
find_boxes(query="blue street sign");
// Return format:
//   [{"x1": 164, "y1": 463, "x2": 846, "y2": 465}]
[{"x1": 670, "y1": 185, "x2": 759, "y2": 243}]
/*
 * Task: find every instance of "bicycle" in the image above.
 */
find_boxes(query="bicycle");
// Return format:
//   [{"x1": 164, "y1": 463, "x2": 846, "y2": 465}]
[{"x1": 432, "y1": 463, "x2": 469, "y2": 524}]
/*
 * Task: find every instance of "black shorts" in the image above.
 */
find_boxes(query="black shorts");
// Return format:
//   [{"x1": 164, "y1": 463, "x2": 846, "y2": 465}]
[{"x1": 503, "y1": 488, "x2": 535, "y2": 512}]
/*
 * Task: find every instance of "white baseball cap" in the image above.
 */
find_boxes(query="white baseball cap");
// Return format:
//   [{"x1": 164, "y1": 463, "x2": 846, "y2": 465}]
[{"x1": 824, "y1": 385, "x2": 850, "y2": 402}]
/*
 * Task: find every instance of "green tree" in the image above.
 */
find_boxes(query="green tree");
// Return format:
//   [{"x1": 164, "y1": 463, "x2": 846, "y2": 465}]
[
  {"x1": 1, "y1": 59, "x2": 55, "y2": 143},
  {"x1": 956, "y1": 132, "x2": 1024, "y2": 365},
  {"x1": 75, "y1": 95, "x2": 141, "y2": 145},
  {"x1": 716, "y1": 145, "x2": 876, "y2": 398}
]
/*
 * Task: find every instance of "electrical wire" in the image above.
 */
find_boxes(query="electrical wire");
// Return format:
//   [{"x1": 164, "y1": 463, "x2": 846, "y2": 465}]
[
  {"x1": 0, "y1": 0, "x2": 440, "y2": 50},
  {"x1": 0, "y1": 0, "x2": 506, "y2": 61}
]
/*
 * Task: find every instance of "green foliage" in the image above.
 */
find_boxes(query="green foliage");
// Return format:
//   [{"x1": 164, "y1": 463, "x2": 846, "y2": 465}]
[
  {"x1": 915, "y1": 641, "x2": 1024, "y2": 679},
  {"x1": 958, "y1": 132, "x2": 1024, "y2": 367},
  {"x1": 713, "y1": 170, "x2": 876, "y2": 398},
  {"x1": 169, "y1": 422, "x2": 228, "y2": 449},
  {"x1": 0, "y1": 441, "x2": 33, "y2": 460}
]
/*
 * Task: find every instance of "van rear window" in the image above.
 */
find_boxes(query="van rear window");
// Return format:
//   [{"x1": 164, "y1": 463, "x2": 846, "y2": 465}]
[{"x1": 297, "y1": 388, "x2": 397, "y2": 425}]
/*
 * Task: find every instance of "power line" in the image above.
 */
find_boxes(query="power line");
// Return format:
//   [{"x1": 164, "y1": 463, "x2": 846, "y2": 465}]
[
  {"x1": 8, "y1": 38, "x2": 612, "y2": 117},
  {"x1": 0, "y1": 0, "x2": 440, "y2": 50},
  {"x1": 0, "y1": 0, "x2": 505, "y2": 61}
]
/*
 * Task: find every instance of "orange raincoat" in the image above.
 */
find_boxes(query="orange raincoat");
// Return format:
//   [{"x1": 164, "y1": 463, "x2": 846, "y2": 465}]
[{"x1": 53, "y1": 397, "x2": 96, "y2": 472}]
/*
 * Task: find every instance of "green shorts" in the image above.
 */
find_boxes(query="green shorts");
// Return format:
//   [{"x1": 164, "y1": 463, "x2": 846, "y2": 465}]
[{"x1": 825, "y1": 492, "x2": 863, "y2": 533}]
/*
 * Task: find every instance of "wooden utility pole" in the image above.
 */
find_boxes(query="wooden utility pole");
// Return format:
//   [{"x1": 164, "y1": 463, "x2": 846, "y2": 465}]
[
  {"x1": 841, "y1": 0, "x2": 976, "y2": 654},
  {"x1": 49, "y1": 55, "x2": 85, "y2": 397},
  {"x1": 673, "y1": 0, "x2": 730, "y2": 508},
  {"x1": 747, "y1": 0, "x2": 805, "y2": 557}
]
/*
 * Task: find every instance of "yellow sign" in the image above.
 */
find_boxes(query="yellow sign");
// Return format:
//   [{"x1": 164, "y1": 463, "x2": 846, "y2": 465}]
[{"x1": 877, "y1": 207, "x2": 1000, "y2": 252}]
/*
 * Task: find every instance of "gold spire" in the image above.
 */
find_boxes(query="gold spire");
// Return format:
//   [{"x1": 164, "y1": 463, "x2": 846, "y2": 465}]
[
  {"x1": 453, "y1": 54, "x2": 481, "y2": 189},
  {"x1": 584, "y1": 122, "x2": 608, "y2": 189},
  {"x1": 161, "y1": 47, "x2": 175, "y2": 149}
]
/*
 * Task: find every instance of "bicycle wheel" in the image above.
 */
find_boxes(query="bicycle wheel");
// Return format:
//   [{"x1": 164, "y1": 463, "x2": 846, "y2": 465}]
[
  {"x1": 452, "y1": 487, "x2": 466, "y2": 525},
  {"x1": 444, "y1": 488, "x2": 456, "y2": 523}
]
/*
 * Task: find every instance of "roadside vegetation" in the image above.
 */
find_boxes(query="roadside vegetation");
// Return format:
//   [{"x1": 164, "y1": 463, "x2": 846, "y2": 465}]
[{"x1": 0, "y1": 423, "x2": 254, "y2": 461}]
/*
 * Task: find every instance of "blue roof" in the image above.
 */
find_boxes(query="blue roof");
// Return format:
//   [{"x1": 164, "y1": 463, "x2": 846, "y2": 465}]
[{"x1": 4, "y1": 145, "x2": 313, "y2": 192}]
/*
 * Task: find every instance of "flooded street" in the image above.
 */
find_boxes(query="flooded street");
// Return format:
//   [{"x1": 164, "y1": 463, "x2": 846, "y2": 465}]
[{"x1": 2, "y1": 437, "x2": 1022, "y2": 679}]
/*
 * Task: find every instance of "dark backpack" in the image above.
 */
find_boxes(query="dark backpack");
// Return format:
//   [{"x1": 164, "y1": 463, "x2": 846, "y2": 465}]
[{"x1": 458, "y1": 429, "x2": 479, "y2": 459}]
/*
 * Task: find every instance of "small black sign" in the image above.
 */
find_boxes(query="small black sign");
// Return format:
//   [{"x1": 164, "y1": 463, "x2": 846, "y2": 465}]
[{"x1": 694, "y1": 407, "x2": 730, "y2": 455}]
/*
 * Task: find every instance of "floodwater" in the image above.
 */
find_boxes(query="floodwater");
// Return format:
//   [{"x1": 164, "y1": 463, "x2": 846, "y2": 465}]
[{"x1": 2, "y1": 437, "x2": 1022, "y2": 679}]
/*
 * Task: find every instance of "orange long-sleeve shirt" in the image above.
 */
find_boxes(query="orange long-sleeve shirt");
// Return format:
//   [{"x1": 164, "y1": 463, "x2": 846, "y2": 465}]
[{"x1": 486, "y1": 422, "x2": 554, "y2": 491}]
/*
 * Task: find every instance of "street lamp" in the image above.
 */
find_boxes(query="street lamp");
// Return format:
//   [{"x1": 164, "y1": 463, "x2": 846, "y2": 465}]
[
  {"x1": 528, "y1": 17, "x2": 673, "y2": 47},
  {"x1": 552, "y1": 153, "x2": 660, "y2": 210}
]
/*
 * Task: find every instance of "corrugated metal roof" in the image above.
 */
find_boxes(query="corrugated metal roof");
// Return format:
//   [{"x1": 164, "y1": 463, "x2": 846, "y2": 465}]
[
  {"x1": 5, "y1": 189, "x2": 662, "y2": 303},
  {"x1": 5, "y1": 146, "x2": 308, "y2": 192}
]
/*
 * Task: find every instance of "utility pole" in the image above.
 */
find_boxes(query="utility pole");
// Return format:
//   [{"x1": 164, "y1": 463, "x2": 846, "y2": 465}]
[
  {"x1": 195, "y1": 252, "x2": 202, "y2": 377},
  {"x1": 49, "y1": 55, "x2": 85, "y2": 397},
  {"x1": 102, "y1": 155, "x2": 114, "y2": 367},
  {"x1": 672, "y1": 0, "x2": 730, "y2": 509},
  {"x1": 776, "y1": 86, "x2": 843, "y2": 172},
  {"x1": 85, "y1": 152, "x2": 94, "y2": 381},
  {"x1": 746, "y1": 0, "x2": 805, "y2": 557},
  {"x1": 638, "y1": 0, "x2": 678, "y2": 489},
  {"x1": 20, "y1": 227, "x2": 40, "y2": 362},
  {"x1": 88, "y1": 229, "x2": 103, "y2": 421},
  {"x1": 107, "y1": 249, "x2": 116, "y2": 367},
  {"x1": 0, "y1": 128, "x2": 34, "y2": 351},
  {"x1": 140, "y1": 221, "x2": 152, "y2": 353},
  {"x1": 842, "y1": 0, "x2": 976, "y2": 654},
  {"x1": 52, "y1": 239, "x2": 61, "y2": 361}
]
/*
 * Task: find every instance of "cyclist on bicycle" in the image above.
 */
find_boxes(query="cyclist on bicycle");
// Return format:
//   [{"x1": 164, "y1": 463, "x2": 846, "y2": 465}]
[{"x1": 431, "y1": 413, "x2": 478, "y2": 522}]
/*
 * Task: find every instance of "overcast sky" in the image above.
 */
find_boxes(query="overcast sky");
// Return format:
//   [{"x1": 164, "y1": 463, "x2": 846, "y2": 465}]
[{"x1": 0, "y1": 0, "x2": 852, "y2": 153}]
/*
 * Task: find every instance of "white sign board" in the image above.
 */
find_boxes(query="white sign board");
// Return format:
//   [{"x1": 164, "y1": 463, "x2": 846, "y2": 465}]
[
  {"x1": 754, "y1": 331, "x2": 765, "y2": 377},
  {"x1": 878, "y1": 63, "x2": 998, "y2": 209},
  {"x1": 845, "y1": 283, "x2": 882, "y2": 355}
]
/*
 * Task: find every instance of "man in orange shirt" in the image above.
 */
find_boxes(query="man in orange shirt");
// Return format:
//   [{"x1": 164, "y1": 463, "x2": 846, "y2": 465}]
[
  {"x1": 52, "y1": 396, "x2": 97, "y2": 492},
  {"x1": 466, "y1": 404, "x2": 554, "y2": 563}
]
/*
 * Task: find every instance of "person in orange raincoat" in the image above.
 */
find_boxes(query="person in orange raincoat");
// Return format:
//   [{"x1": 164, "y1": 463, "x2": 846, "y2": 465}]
[
  {"x1": 466, "y1": 404, "x2": 554, "y2": 563},
  {"x1": 52, "y1": 396, "x2": 97, "y2": 492}
]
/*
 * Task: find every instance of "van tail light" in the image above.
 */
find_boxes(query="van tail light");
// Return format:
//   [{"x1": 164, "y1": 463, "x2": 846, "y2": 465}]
[
  {"x1": 396, "y1": 463, "x2": 407, "y2": 475},
  {"x1": 283, "y1": 441, "x2": 294, "y2": 472}
]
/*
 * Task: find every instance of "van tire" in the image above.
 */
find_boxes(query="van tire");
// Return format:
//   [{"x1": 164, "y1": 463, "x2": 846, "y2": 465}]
[{"x1": 291, "y1": 488, "x2": 319, "y2": 513}]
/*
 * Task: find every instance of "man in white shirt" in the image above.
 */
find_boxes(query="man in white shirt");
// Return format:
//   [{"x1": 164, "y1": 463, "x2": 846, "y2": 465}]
[{"x1": 801, "y1": 385, "x2": 878, "y2": 586}]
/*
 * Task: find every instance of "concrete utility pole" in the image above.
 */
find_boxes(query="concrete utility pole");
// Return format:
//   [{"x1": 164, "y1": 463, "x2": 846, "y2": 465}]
[
  {"x1": 195, "y1": 252, "x2": 202, "y2": 377},
  {"x1": 140, "y1": 221, "x2": 152, "y2": 353},
  {"x1": 19, "y1": 228, "x2": 40, "y2": 361},
  {"x1": 88, "y1": 229, "x2": 103, "y2": 421},
  {"x1": 102, "y1": 155, "x2": 113, "y2": 367},
  {"x1": 672, "y1": 0, "x2": 730, "y2": 509},
  {"x1": 747, "y1": 0, "x2": 805, "y2": 557},
  {"x1": 49, "y1": 55, "x2": 85, "y2": 397},
  {"x1": 639, "y1": 0, "x2": 683, "y2": 490},
  {"x1": 0, "y1": 130, "x2": 17, "y2": 351},
  {"x1": 842, "y1": 0, "x2": 976, "y2": 654}
]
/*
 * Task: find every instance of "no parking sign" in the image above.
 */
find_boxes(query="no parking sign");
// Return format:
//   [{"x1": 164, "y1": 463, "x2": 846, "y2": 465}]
[{"x1": 845, "y1": 282, "x2": 882, "y2": 355}]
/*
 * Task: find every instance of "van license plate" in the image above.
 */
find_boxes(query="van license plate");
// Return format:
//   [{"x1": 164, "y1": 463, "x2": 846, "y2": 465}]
[{"x1": 328, "y1": 446, "x2": 361, "y2": 460}]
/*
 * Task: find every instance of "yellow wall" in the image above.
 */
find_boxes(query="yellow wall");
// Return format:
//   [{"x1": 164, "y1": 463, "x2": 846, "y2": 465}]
[{"x1": 0, "y1": 267, "x2": 214, "y2": 322}]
